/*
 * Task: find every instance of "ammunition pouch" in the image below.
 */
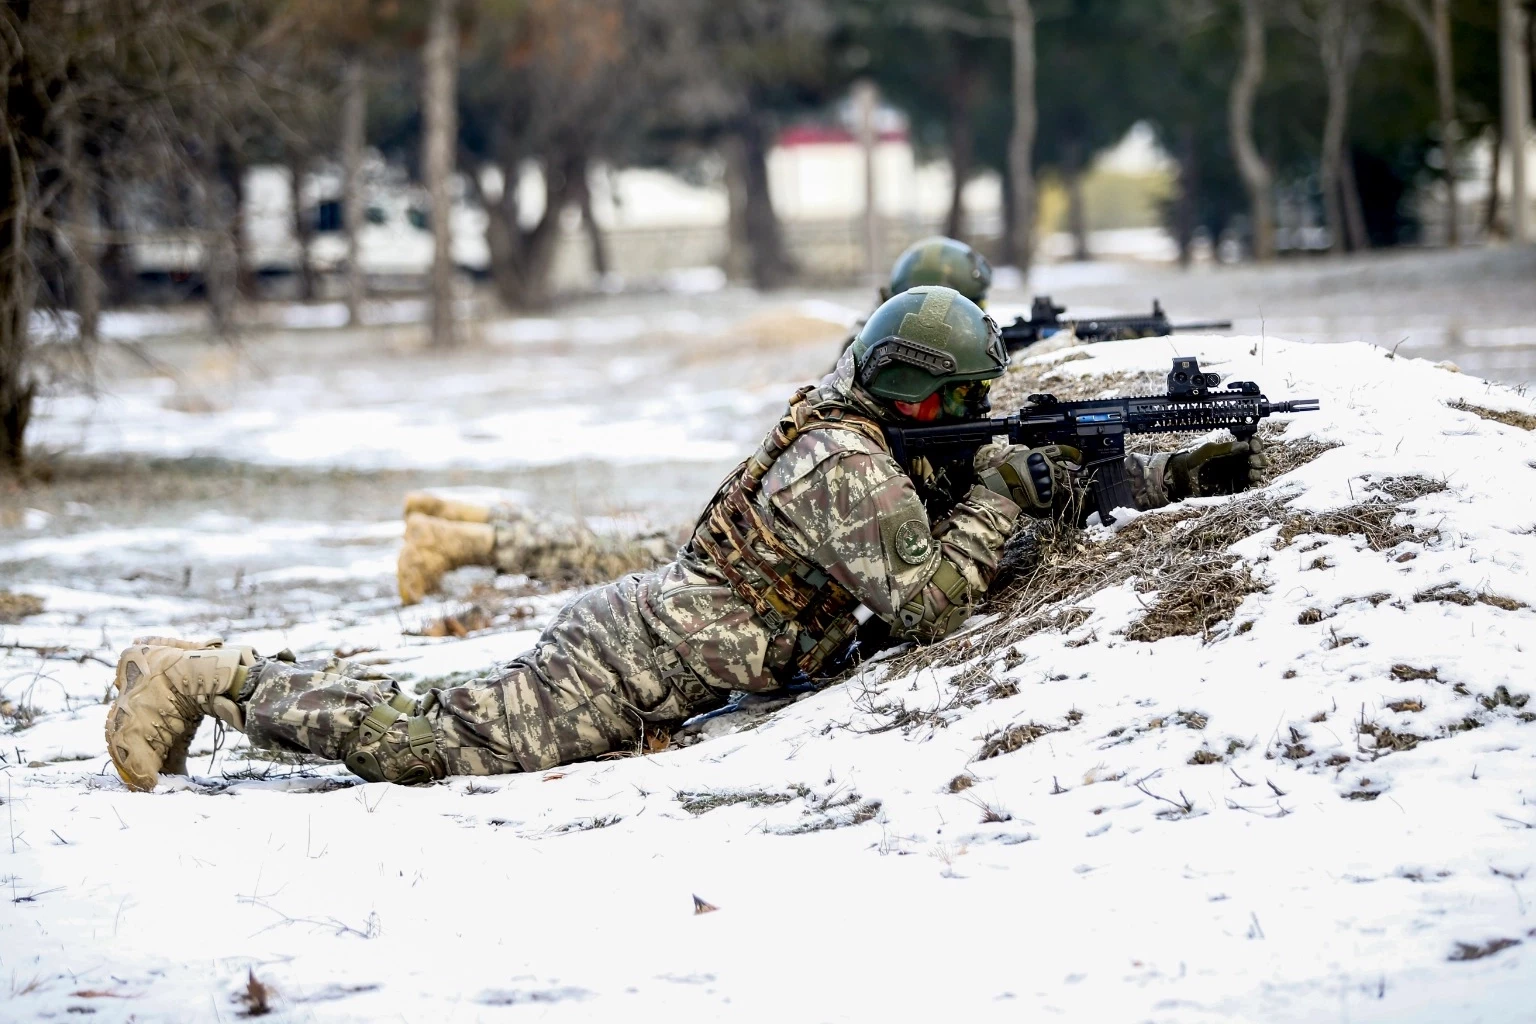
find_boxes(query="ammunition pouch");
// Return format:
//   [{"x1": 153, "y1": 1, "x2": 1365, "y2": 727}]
[{"x1": 689, "y1": 386, "x2": 889, "y2": 680}]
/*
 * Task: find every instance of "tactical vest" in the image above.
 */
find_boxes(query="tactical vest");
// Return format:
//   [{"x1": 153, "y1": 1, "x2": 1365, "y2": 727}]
[{"x1": 689, "y1": 385, "x2": 890, "y2": 680}]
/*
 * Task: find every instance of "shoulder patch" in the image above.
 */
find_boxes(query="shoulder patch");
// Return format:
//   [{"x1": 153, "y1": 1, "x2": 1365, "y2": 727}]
[{"x1": 892, "y1": 518, "x2": 933, "y2": 565}]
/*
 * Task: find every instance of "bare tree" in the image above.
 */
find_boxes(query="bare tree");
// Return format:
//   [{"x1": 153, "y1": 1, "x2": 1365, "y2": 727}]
[
  {"x1": 423, "y1": 0, "x2": 459, "y2": 347},
  {"x1": 1230, "y1": 0, "x2": 1276, "y2": 260},
  {"x1": 1008, "y1": 0, "x2": 1038, "y2": 273},
  {"x1": 61, "y1": 87, "x2": 102, "y2": 342},
  {"x1": 1499, "y1": 0, "x2": 1530, "y2": 242},
  {"x1": 1395, "y1": 0, "x2": 1459, "y2": 245},
  {"x1": 1294, "y1": 0, "x2": 1370, "y2": 252},
  {"x1": 341, "y1": 58, "x2": 368, "y2": 323}
]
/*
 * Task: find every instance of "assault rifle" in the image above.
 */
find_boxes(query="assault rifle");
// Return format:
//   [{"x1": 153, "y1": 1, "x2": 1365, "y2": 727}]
[
  {"x1": 884, "y1": 357, "x2": 1319, "y2": 524},
  {"x1": 1000, "y1": 296, "x2": 1234, "y2": 353}
]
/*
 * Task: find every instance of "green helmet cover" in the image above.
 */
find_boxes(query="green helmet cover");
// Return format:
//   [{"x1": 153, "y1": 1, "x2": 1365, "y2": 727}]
[
  {"x1": 888, "y1": 236, "x2": 992, "y2": 303},
  {"x1": 851, "y1": 286, "x2": 1007, "y2": 403}
]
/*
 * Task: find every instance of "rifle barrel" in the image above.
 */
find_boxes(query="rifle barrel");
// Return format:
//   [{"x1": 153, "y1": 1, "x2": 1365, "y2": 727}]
[{"x1": 1170, "y1": 320, "x2": 1234, "y2": 332}]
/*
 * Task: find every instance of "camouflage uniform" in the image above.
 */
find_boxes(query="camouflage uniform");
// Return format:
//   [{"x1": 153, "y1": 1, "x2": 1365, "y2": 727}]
[
  {"x1": 488, "y1": 504, "x2": 676, "y2": 584},
  {"x1": 237, "y1": 350, "x2": 1184, "y2": 782}
]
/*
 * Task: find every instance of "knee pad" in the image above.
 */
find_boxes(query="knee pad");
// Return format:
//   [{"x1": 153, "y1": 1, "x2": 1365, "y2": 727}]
[{"x1": 342, "y1": 690, "x2": 446, "y2": 786}]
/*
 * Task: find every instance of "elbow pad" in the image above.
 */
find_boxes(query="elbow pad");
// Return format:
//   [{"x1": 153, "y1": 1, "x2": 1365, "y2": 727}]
[{"x1": 893, "y1": 557, "x2": 975, "y2": 643}]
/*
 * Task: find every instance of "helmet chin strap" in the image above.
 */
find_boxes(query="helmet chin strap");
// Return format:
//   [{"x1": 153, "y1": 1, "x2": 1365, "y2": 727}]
[{"x1": 893, "y1": 392, "x2": 943, "y2": 422}]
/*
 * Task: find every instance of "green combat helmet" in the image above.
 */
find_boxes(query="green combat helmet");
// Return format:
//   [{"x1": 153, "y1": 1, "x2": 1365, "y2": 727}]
[
  {"x1": 887, "y1": 236, "x2": 992, "y2": 305},
  {"x1": 852, "y1": 286, "x2": 1007, "y2": 419}
]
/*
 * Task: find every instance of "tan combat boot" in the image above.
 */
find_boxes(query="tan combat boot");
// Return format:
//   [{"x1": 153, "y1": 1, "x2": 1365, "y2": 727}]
[
  {"x1": 397, "y1": 512, "x2": 495, "y2": 605},
  {"x1": 104, "y1": 638, "x2": 257, "y2": 792},
  {"x1": 402, "y1": 491, "x2": 493, "y2": 523}
]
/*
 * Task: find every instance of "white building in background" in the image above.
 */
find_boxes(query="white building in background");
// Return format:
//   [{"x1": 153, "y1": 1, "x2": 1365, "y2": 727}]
[{"x1": 129, "y1": 115, "x2": 1191, "y2": 292}]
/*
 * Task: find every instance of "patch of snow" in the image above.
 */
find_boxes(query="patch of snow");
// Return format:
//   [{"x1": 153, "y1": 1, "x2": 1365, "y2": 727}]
[{"x1": 5, "y1": 334, "x2": 1536, "y2": 1021}]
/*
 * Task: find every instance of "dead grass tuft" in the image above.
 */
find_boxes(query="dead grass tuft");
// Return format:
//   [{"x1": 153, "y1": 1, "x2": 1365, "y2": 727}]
[
  {"x1": 1449, "y1": 399, "x2": 1536, "y2": 431},
  {"x1": 1448, "y1": 937, "x2": 1523, "y2": 961},
  {"x1": 236, "y1": 969, "x2": 272, "y2": 1017},
  {"x1": 1414, "y1": 584, "x2": 1526, "y2": 612},
  {"x1": 976, "y1": 711, "x2": 1082, "y2": 761},
  {"x1": 1124, "y1": 560, "x2": 1265, "y2": 643},
  {"x1": 1367, "y1": 475, "x2": 1448, "y2": 502},
  {"x1": 1277, "y1": 505, "x2": 1429, "y2": 553},
  {"x1": 0, "y1": 590, "x2": 44, "y2": 624},
  {"x1": 1260, "y1": 433, "x2": 1342, "y2": 480},
  {"x1": 1479, "y1": 686, "x2": 1530, "y2": 711},
  {"x1": 677, "y1": 786, "x2": 810, "y2": 816},
  {"x1": 1391, "y1": 664, "x2": 1439, "y2": 681},
  {"x1": 1359, "y1": 721, "x2": 1426, "y2": 752}
]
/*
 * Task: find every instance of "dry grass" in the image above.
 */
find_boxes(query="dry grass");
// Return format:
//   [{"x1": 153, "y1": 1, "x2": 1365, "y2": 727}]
[
  {"x1": 0, "y1": 591, "x2": 44, "y2": 624},
  {"x1": 1276, "y1": 503, "x2": 1437, "y2": 553},
  {"x1": 975, "y1": 711, "x2": 1084, "y2": 761},
  {"x1": 1414, "y1": 584, "x2": 1527, "y2": 612},
  {"x1": 1125, "y1": 560, "x2": 1265, "y2": 643},
  {"x1": 676, "y1": 786, "x2": 810, "y2": 816},
  {"x1": 1449, "y1": 399, "x2": 1536, "y2": 431},
  {"x1": 1448, "y1": 938, "x2": 1523, "y2": 961}
]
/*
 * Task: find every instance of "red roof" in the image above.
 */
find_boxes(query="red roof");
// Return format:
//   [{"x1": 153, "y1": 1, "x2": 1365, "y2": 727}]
[{"x1": 777, "y1": 125, "x2": 908, "y2": 147}]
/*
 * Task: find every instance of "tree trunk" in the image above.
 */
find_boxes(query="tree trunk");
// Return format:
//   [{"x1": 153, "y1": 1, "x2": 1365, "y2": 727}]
[
  {"x1": 0, "y1": 37, "x2": 38, "y2": 473},
  {"x1": 62, "y1": 94, "x2": 100, "y2": 343},
  {"x1": 1064, "y1": 142, "x2": 1089, "y2": 261},
  {"x1": 287, "y1": 152, "x2": 316, "y2": 302},
  {"x1": 1485, "y1": 127, "x2": 1503, "y2": 236},
  {"x1": 1000, "y1": 166, "x2": 1018, "y2": 266},
  {"x1": 854, "y1": 78, "x2": 881, "y2": 281},
  {"x1": 723, "y1": 136, "x2": 750, "y2": 282},
  {"x1": 483, "y1": 154, "x2": 577, "y2": 310},
  {"x1": 341, "y1": 56, "x2": 367, "y2": 325},
  {"x1": 726, "y1": 114, "x2": 792, "y2": 290},
  {"x1": 944, "y1": 68, "x2": 975, "y2": 241},
  {"x1": 423, "y1": 0, "x2": 459, "y2": 347},
  {"x1": 1340, "y1": 147, "x2": 1369, "y2": 249},
  {"x1": 218, "y1": 139, "x2": 256, "y2": 301},
  {"x1": 1229, "y1": 0, "x2": 1276, "y2": 260},
  {"x1": 204, "y1": 141, "x2": 240, "y2": 338},
  {"x1": 1007, "y1": 0, "x2": 1037, "y2": 273},
  {"x1": 96, "y1": 173, "x2": 136, "y2": 306},
  {"x1": 1319, "y1": 53, "x2": 1348, "y2": 251},
  {"x1": 1500, "y1": 0, "x2": 1530, "y2": 242},
  {"x1": 1317, "y1": 0, "x2": 1365, "y2": 253},
  {"x1": 1398, "y1": 0, "x2": 1461, "y2": 244},
  {"x1": 1432, "y1": 0, "x2": 1460, "y2": 245},
  {"x1": 1175, "y1": 124, "x2": 1199, "y2": 268},
  {"x1": 574, "y1": 168, "x2": 609, "y2": 279}
]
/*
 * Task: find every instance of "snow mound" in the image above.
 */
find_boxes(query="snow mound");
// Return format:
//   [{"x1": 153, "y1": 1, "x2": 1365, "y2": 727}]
[{"x1": 3, "y1": 337, "x2": 1536, "y2": 1022}]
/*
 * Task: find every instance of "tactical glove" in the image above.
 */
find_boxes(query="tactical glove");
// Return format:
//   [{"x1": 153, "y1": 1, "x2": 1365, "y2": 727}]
[
  {"x1": 1166, "y1": 435, "x2": 1268, "y2": 500},
  {"x1": 974, "y1": 442, "x2": 1074, "y2": 518}
]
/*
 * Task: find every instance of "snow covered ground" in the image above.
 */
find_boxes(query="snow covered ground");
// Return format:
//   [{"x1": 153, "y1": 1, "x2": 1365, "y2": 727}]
[{"x1": 4, "y1": 283, "x2": 1536, "y2": 1021}]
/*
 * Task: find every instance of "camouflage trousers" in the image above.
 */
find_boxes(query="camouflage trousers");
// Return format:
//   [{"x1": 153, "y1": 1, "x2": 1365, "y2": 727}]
[
  {"x1": 241, "y1": 572, "x2": 732, "y2": 782},
  {"x1": 490, "y1": 504, "x2": 676, "y2": 585}
]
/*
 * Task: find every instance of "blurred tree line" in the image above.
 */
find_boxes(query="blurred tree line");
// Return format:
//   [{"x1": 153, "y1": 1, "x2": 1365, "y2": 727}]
[{"x1": 1, "y1": 0, "x2": 1532, "y2": 472}]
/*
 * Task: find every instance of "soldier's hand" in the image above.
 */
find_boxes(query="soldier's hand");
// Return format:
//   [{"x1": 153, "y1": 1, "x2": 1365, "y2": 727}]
[
  {"x1": 974, "y1": 442, "x2": 1074, "y2": 518},
  {"x1": 1167, "y1": 435, "x2": 1268, "y2": 499}
]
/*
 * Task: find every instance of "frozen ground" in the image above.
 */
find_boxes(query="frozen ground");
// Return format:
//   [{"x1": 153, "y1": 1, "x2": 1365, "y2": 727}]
[{"x1": 3, "y1": 254, "x2": 1536, "y2": 1021}]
